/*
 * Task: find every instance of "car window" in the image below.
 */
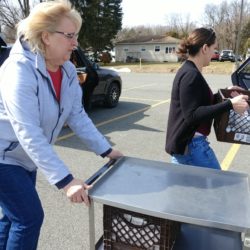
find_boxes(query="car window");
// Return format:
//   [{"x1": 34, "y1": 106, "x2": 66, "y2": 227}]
[
  {"x1": 238, "y1": 63, "x2": 250, "y2": 89},
  {"x1": 242, "y1": 79, "x2": 250, "y2": 89},
  {"x1": 240, "y1": 63, "x2": 250, "y2": 74}
]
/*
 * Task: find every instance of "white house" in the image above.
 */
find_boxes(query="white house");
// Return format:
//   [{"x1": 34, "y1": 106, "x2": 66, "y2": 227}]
[{"x1": 115, "y1": 35, "x2": 181, "y2": 63}]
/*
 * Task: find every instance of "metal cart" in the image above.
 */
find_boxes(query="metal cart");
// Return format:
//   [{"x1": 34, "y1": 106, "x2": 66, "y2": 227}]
[{"x1": 86, "y1": 156, "x2": 250, "y2": 250}]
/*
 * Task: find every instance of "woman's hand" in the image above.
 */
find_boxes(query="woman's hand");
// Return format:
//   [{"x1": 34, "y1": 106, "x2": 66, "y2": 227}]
[
  {"x1": 227, "y1": 86, "x2": 246, "y2": 91},
  {"x1": 63, "y1": 178, "x2": 92, "y2": 206},
  {"x1": 230, "y1": 94, "x2": 249, "y2": 114},
  {"x1": 107, "y1": 149, "x2": 123, "y2": 159}
]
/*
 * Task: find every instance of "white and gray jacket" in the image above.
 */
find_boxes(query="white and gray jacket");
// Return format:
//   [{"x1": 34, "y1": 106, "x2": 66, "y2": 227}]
[{"x1": 0, "y1": 38, "x2": 111, "y2": 186}]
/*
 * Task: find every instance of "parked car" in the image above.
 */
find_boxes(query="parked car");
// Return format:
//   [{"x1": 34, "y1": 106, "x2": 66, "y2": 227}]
[
  {"x1": 219, "y1": 50, "x2": 235, "y2": 62},
  {"x1": 0, "y1": 39, "x2": 122, "y2": 111},
  {"x1": 72, "y1": 47, "x2": 122, "y2": 110},
  {"x1": 211, "y1": 50, "x2": 220, "y2": 61},
  {"x1": 235, "y1": 54, "x2": 243, "y2": 62},
  {"x1": 231, "y1": 56, "x2": 250, "y2": 90},
  {"x1": 126, "y1": 56, "x2": 139, "y2": 63}
]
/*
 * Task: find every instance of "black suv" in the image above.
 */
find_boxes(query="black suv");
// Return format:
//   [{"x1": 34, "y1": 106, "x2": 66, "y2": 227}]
[
  {"x1": 71, "y1": 47, "x2": 122, "y2": 110},
  {"x1": 0, "y1": 37, "x2": 122, "y2": 111}
]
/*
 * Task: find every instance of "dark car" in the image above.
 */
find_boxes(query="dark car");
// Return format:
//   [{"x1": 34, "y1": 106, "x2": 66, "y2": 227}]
[
  {"x1": 0, "y1": 40, "x2": 122, "y2": 111},
  {"x1": 219, "y1": 50, "x2": 235, "y2": 62},
  {"x1": 71, "y1": 47, "x2": 122, "y2": 110},
  {"x1": 231, "y1": 56, "x2": 250, "y2": 90}
]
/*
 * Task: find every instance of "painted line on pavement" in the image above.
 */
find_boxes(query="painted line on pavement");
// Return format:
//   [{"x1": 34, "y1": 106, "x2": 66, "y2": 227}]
[
  {"x1": 120, "y1": 96, "x2": 166, "y2": 102},
  {"x1": 57, "y1": 99, "x2": 170, "y2": 142},
  {"x1": 221, "y1": 144, "x2": 241, "y2": 170},
  {"x1": 123, "y1": 84, "x2": 156, "y2": 91}
]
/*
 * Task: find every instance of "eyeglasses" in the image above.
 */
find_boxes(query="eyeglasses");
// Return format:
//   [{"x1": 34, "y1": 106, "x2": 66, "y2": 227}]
[{"x1": 54, "y1": 31, "x2": 79, "y2": 40}]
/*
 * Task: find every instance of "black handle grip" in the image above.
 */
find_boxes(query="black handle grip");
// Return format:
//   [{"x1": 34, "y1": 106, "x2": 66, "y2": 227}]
[{"x1": 85, "y1": 159, "x2": 116, "y2": 185}]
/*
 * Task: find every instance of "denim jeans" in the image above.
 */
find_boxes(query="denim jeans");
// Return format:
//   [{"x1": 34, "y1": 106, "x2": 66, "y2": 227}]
[
  {"x1": 172, "y1": 136, "x2": 221, "y2": 170},
  {"x1": 0, "y1": 163, "x2": 44, "y2": 250}
]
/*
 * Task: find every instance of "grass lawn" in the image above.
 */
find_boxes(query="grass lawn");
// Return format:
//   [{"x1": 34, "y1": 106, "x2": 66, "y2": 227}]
[{"x1": 103, "y1": 61, "x2": 240, "y2": 74}]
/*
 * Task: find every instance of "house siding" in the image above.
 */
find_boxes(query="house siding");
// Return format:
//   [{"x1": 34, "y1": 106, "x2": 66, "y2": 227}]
[{"x1": 115, "y1": 41, "x2": 179, "y2": 63}]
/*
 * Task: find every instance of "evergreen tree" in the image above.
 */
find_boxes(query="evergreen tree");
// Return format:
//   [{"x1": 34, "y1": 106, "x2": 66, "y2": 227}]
[{"x1": 70, "y1": 0, "x2": 122, "y2": 55}]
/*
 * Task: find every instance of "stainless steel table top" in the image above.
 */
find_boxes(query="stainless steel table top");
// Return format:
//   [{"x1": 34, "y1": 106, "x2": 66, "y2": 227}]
[{"x1": 88, "y1": 156, "x2": 250, "y2": 232}]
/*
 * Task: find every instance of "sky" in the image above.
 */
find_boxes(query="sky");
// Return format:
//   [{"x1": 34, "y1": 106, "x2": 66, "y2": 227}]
[{"x1": 121, "y1": 0, "x2": 230, "y2": 27}]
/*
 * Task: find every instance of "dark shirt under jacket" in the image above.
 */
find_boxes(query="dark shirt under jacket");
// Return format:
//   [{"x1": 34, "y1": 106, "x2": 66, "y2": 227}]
[{"x1": 165, "y1": 60, "x2": 232, "y2": 155}]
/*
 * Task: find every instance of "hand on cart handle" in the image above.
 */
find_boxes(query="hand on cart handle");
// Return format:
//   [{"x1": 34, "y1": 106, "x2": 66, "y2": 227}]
[
  {"x1": 63, "y1": 178, "x2": 92, "y2": 206},
  {"x1": 106, "y1": 149, "x2": 123, "y2": 160}
]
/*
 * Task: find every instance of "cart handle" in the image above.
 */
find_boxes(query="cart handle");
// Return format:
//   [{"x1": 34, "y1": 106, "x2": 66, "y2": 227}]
[{"x1": 85, "y1": 159, "x2": 116, "y2": 185}]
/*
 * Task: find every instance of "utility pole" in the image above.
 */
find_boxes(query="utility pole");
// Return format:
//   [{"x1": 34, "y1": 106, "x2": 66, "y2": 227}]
[{"x1": 234, "y1": 0, "x2": 244, "y2": 70}]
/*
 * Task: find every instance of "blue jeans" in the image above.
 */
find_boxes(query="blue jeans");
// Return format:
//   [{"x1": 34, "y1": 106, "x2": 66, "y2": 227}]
[
  {"x1": 172, "y1": 136, "x2": 221, "y2": 170},
  {"x1": 0, "y1": 164, "x2": 44, "y2": 250}
]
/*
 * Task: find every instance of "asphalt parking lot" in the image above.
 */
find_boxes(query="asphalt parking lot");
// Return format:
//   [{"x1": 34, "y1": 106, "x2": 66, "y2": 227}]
[{"x1": 36, "y1": 72, "x2": 250, "y2": 249}]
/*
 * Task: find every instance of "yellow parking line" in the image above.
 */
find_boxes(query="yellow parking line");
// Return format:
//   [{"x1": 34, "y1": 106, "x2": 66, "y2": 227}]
[
  {"x1": 56, "y1": 99, "x2": 170, "y2": 142},
  {"x1": 221, "y1": 144, "x2": 241, "y2": 171}
]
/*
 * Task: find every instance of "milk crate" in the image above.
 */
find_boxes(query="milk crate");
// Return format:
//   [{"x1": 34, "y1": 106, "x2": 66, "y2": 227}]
[
  {"x1": 103, "y1": 205, "x2": 180, "y2": 250},
  {"x1": 214, "y1": 89, "x2": 250, "y2": 144}
]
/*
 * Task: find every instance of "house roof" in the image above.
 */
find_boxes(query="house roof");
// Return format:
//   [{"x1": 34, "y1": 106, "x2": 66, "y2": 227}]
[{"x1": 116, "y1": 35, "x2": 181, "y2": 45}]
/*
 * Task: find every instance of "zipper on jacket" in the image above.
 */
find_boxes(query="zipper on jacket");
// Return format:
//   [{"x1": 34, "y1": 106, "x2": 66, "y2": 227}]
[
  {"x1": 2, "y1": 142, "x2": 19, "y2": 160},
  {"x1": 49, "y1": 106, "x2": 64, "y2": 143},
  {"x1": 46, "y1": 73, "x2": 64, "y2": 144}
]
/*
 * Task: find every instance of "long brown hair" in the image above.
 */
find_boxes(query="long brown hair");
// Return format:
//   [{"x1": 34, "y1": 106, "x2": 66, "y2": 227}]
[{"x1": 178, "y1": 28, "x2": 216, "y2": 60}]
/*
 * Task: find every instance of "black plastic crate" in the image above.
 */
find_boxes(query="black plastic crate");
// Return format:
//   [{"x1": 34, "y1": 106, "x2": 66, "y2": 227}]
[
  {"x1": 103, "y1": 205, "x2": 180, "y2": 250},
  {"x1": 214, "y1": 89, "x2": 250, "y2": 145}
]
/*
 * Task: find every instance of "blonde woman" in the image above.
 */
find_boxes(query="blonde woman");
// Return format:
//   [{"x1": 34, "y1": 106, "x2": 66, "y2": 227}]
[{"x1": 0, "y1": 1, "x2": 122, "y2": 249}]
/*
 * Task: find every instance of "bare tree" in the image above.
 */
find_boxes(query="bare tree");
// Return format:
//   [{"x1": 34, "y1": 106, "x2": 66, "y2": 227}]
[
  {"x1": 165, "y1": 13, "x2": 196, "y2": 38},
  {"x1": 18, "y1": 0, "x2": 30, "y2": 17},
  {"x1": 203, "y1": 0, "x2": 250, "y2": 53},
  {"x1": 114, "y1": 25, "x2": 170, "y2": 43},
  {"x1": 0, "y1": 0, "x2": 42, "y2": 42}
]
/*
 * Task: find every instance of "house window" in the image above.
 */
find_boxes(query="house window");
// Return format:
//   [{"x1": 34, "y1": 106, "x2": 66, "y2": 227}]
[
  {"x1": 124, "y1": 48, "x2": 128, "y2": 52},
  {"x1": 155, "y1": 45, "x2": 160, "y2": 52},
  {"x1": 141, "y1": 47, "x2": 146, "y2": 51},
  {"x1": 165, "y1": 47, "x2": 176, "y2": 54}
]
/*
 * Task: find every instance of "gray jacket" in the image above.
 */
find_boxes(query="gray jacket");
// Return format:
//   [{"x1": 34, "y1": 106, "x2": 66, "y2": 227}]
[{"x1": 0, "y1": 38, "x2": 111, "y2": 185}]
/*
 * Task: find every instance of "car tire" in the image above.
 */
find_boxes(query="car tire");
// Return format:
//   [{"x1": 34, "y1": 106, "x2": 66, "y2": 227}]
[{"x1": 104, "y1": 82, "x2": 120, "y2": 108}]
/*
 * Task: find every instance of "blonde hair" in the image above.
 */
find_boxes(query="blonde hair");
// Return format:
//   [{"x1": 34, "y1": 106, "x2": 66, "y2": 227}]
[{"x1": 17, "y1": 0, "x2": 82, "y2": 54}]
